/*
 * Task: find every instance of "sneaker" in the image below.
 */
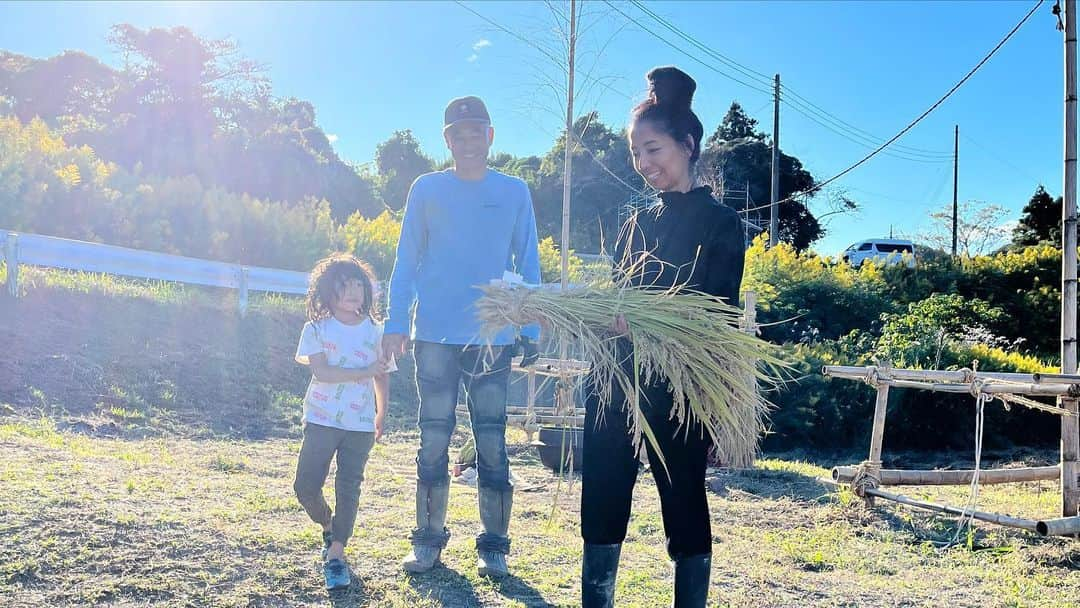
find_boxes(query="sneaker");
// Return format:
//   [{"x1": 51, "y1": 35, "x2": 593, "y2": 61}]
[
  {"x1": 324, "y1": 558, "x2": 350, "y2": 590},
  {"x1": 321, "y1": 530, "x2": 333, "y2": 562}
]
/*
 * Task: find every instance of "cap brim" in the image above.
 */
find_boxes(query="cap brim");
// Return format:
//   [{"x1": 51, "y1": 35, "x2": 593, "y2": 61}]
[{"x1": 443, "y1": 118, "x2": 491, "y2": 131}]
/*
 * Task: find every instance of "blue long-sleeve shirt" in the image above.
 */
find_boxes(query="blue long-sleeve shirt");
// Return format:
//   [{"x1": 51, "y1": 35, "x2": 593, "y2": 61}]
[{"x1": 385, "y1": 169, "x2": 542, "y2": 346}]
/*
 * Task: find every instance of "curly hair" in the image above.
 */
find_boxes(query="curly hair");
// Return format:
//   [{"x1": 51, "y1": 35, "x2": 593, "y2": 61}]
[{"x1": 305, "y1": 254, "x2": 382, "y2": 322}]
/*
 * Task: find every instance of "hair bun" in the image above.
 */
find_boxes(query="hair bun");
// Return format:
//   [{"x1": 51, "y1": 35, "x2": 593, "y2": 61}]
[{"x1": 646, "y1": 66, "x2": 696, "y2": 110}]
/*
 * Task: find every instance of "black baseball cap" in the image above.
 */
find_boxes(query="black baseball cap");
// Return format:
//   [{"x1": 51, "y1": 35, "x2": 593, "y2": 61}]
[{"x1": 444, "y1": 96, "x2": 491, "y2": 130}]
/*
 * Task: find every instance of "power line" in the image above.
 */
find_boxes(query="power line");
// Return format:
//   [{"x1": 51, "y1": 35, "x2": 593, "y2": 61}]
[
  {"x1": 781, "y1": 100, "x2": 954, "y2": 164},
  {"x1": 578, "y1": 140, "x2": 651, "y2": 196},
  {"x1": 626, "y1": 0, "x2": 956, "y2": 159},
  {"x1": 455, "y1": 1, "x2": 566, "y2": 67},
  {"x1": 774, "y1": 0, "x2": 1045, "y2": 207},
  {"x1": 455, "y1": 2, "x2": 647, "y2": 198},
  {"x1": 781, "y1": 85, "x2": 953, "y2": 158},
  {"x1": 456, "y1": 0, "x2": 636, "y2": 104},
  {"x1": 601, "y1": 0, "x2": 775, "y2": 97},
  {"x1": 961, "y1": 132, "x2": 1052, "y2": 188},
  {"x1": 628, "y1": 0, "x2": 774, "y2": 88}
]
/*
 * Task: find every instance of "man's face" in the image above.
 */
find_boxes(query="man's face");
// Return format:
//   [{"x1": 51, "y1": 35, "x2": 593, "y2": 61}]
[{"x1": 444, "y1": 122, "x2": 493, "y2": 169}]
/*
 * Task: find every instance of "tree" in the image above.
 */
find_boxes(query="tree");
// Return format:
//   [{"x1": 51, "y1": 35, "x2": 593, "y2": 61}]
[
  {"x1": 1, "y1": 28, "x2": 382, "y2": 220},
  {"x1": 531, "y1": 112, "x2": 645, "y2": 253},
  {"x1": 706, "y1": 101, "x2": 765, "y2": 144},
  {"x1": 375, "y1": 130, "x2": 434, "y2": 210},
  {"x1": 919, "y1": 199, "x2": 1009, "y2": 257},
  {"x1": 1012, "y1": 185, "x2": 1062, "y2": 247},
  {"x1": 0, "y1": 50, "x2": 116, "y2": 123},
  {"x1": 698, "y1": 102, "x2": 825, "y2": 251}
]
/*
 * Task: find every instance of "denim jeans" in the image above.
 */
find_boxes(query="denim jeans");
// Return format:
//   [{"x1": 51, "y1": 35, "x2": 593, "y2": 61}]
[{"x1": 413, "y1": 341, "x2": 512, "y2": 491}]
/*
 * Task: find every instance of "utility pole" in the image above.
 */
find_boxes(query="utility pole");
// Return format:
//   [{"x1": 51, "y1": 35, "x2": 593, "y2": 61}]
[
  {"x1": 952, "y1": 125, "x2": 959, "y2": 257},
  {"x1": 769, "y1": 73, "x2": 780, "y2": 247}
]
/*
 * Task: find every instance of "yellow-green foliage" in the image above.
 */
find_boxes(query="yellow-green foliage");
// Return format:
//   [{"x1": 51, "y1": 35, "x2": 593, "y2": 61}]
[
  {"x1": 741, "y1": 233, "x2": 885, "y2": 307},
  {"x1": 1, "y1": 117, "x2": 338, "y2": 271},
  {"x1": 339, "y1": 210, "x2": 402, "y2": 278},
  {"x1": 740, "y1": 234, "x2": 891, "y2": 343},
  {"x1": 538, "y1": 236, "x2": 584, "y2": 283},
  {"x1": 964, "y1": 243, "x2": 1060, "y2": 275},
  {"x1": 958, "y1": 343, "x2": 1056, "y2": 374}
]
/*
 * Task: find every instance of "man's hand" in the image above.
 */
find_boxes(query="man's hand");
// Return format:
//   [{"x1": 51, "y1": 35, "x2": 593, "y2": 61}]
[
  {"x1": 381, "y1": 333, "x2": 409, "y2": 362},
  {"x1": 515, "y1": 336, "x2": 540, "y2": 367}
]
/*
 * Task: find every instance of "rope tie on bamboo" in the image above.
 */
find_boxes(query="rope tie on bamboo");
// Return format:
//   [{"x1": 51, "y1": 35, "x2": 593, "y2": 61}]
[
  {"x1": 555, "y1": 376, "x2": 575, "y2": 416},
  {"x1": 862, "y1": 367, "x2": 881, "y2": 388},
  {"x1": 943, "y1": 390, "x2": 987, "y2": 549},
  {"x1": 852, "y1": 461, "x2": 881, "y2": 506}
]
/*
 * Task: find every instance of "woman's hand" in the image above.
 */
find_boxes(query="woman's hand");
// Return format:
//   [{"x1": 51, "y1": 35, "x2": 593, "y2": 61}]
[{"x1": 610, "y1": 314, "x2": 629, "y2": 336}]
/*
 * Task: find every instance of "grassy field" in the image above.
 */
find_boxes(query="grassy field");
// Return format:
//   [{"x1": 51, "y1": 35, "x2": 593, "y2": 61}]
[
  {"x1": 3, "y1": 267, "x2": 1080, "y2": 607},
  {"x1": 4, "y1": 414, "x2": 1080, "y2": 608}
]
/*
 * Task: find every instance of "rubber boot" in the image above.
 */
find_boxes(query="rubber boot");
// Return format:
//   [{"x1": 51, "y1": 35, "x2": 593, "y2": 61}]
[
  {"x1": 402, "y1": 482, "x2": 451, "y2": 573},
  {"x1": 476, "y1": 486, "x2": 513, "y2": 577},
  {"x1": 672, "y1": 554, "x2": 711, "y2": 608},
  {"x1": 581, "y1": 542, "x2": 622, "y2": 607}
]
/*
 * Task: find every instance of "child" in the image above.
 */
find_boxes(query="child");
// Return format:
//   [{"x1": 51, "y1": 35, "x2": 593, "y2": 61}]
[{"x1": 293, "y1": 254, "x2": 395, "y2": 590}]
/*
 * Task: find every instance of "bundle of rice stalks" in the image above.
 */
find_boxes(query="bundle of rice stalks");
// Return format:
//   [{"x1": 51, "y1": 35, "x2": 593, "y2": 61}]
[{"x1": 476, "y1": 279, "x2": 789, "y2": 469}]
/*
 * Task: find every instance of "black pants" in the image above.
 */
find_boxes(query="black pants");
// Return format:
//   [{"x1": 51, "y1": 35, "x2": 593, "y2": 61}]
[{"x1": 580, "y1": 353, "x2": 712, "y2": 560}]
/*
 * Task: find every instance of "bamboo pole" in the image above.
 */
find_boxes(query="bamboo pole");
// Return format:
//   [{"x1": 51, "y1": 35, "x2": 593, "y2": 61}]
[
  {"x1": 867, "y1": 384, "x2": 890, "y2": 465},
  {"x1": 822, "y1": 366, "x2": 1080, "y2": 398},
  {"x1": 1063, "y1": 0, "x2": 1080, "y2": 519},
  {"x1": 511, "y1": 414, "x2": 584, "y2": 426},
  {"x1": 741, "y1": 290, "x2": 758, "y2": 335},
  {"x1": 559, "y1": 0, "x2": 575, "y2": 292},
  {"x1": 823, "y1": 474, "x2": 1080, "y2": 537},
  {"x1": 862, "y1": 486, "x2": 1040, "y2": 533},
  {"x1": 823, "y1": 365, "x2": 1050, "y2": 384},
  {"x1": 458, "y1": 410, "x2": 584, "y2": 428},
  {"x1": 1064, "y1": 0, "x2": 1080, "y2": 518},
  {"x1": 832, "y1": 465, "x2": 1062, "y2": 486},
  {"x1": 4, "y1": 232, "x2": 17, "y2": 297},
  {"x1": 1037, "y1": 516, "x2": 1080, "y2": 536},
  {"x1": 981, "y1": 383, "x2": 1080, "y2": 397},
  {"x1": 457, "y1": 405, "x2": 585, "y2": 416},
  {"x1": 1036, "y1": 372, "x2": 1080, "y2": 383},
  {"x1": 524, "y1": 369, "x2": 538, "y2": 442},
  {"x1": 512, "y1": 357, "x2": 590, "y2": 377}
]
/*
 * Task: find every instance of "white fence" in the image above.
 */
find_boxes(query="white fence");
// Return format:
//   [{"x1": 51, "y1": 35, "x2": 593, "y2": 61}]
[{"x1": 1, "y1": 230, "x2": 309, "y2": 313}]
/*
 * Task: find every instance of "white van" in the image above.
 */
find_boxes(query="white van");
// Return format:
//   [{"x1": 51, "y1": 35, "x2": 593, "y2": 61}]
[{"x1": 840, "y1": 239, "x2": 916, "y2": 268}]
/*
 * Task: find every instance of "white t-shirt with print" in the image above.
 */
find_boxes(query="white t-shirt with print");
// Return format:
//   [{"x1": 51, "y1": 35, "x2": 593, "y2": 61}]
[{"x1": 295, "y1": 317, "x2": 397, "y2": 432}]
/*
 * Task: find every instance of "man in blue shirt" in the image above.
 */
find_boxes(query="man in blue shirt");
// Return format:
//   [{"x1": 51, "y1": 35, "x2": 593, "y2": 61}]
[{"x1": 382, "y1": 96, "x2": 541, "y2": 578}]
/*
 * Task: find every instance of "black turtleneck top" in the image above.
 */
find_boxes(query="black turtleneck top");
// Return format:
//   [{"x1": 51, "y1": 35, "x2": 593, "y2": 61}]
[{"x1": 614, "y1": 186, "x2": 745, "y2": 306}]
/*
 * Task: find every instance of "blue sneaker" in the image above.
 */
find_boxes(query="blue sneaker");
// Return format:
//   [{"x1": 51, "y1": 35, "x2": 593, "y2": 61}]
[
  {"x1": 324, "y1": 558, "x2": 350, "y2": 590},
  {"x1": 321, "y1": 531, "x2": 333, "y2": 562}
]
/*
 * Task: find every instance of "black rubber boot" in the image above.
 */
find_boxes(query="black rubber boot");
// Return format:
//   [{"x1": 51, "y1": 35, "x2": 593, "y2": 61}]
[
  {"x1": 672, "y1": 554, "x2": 711, "y2": 608},
  {"x1": 582, "y1": 542, "x2": 622, "y2": 608}
]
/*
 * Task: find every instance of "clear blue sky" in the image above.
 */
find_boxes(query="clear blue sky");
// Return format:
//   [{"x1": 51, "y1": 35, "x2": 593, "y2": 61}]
[{"x1": 0, "y1": 0, "x2": 1067, "y2": 255}]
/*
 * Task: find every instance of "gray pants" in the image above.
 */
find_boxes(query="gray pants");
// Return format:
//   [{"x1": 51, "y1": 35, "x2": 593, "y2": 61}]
[{"x1": 293, "y1": 422, "x2": 376, "y2": 546}]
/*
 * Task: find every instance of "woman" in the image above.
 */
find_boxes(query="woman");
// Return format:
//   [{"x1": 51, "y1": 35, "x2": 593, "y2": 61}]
[{"x1": 580, "y1": 66, "x2": 745, "y2": 608}]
